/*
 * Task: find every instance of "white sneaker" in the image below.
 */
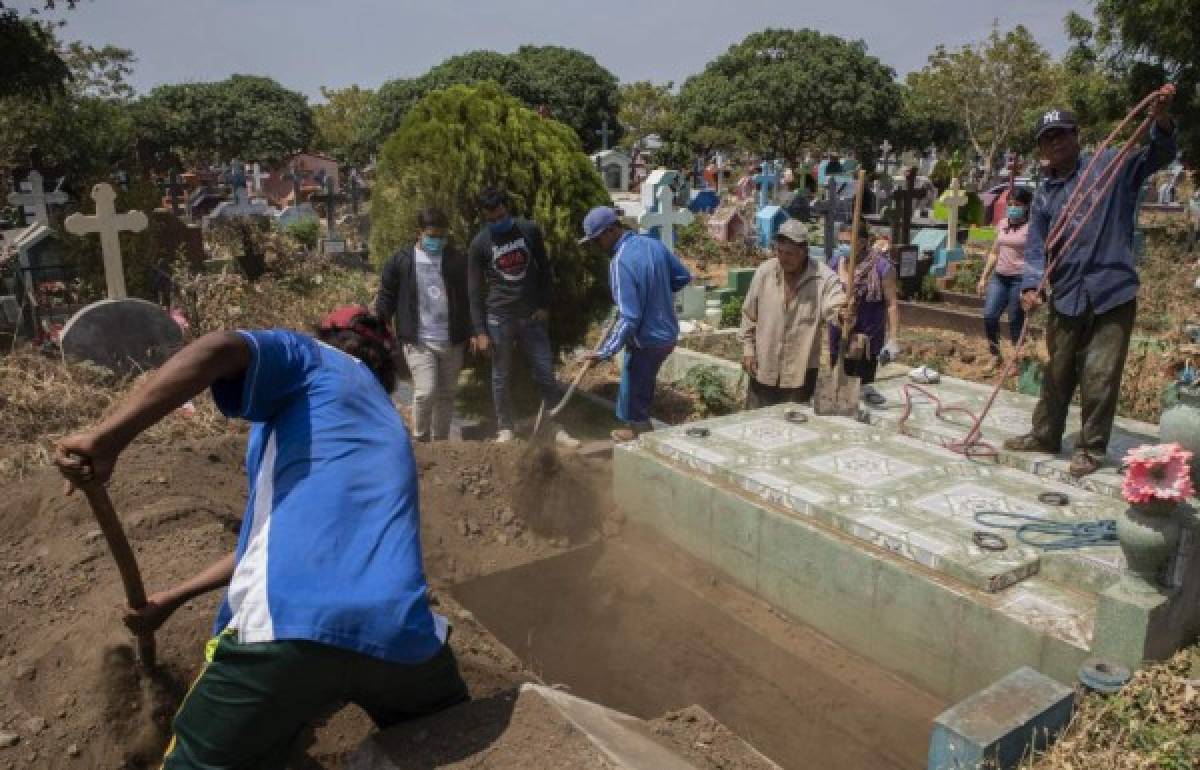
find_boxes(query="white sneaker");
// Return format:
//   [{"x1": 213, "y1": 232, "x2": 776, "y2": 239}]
[
  {"x1": 555, "y1": 429, "x2": 582, "y2": 450},
  {"x1": 495, "y1": 429, "x2": 515, "y2": 443}
]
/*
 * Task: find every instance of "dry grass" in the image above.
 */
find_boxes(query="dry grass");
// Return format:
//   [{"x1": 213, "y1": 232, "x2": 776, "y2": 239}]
[{"x1": 1025, "y1": 648, "x2": 1199, "y2": 770}]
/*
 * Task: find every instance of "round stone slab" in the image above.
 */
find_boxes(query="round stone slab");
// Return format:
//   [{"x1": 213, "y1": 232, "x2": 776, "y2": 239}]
[{"x1": 60, "y1": 298, "x2": 183, "y2": 374}]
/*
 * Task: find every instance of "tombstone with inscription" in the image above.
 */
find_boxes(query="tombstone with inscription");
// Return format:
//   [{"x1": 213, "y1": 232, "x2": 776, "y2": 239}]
[{"x1": 60, "y1": 298, "x2": 183, "y2": 374}]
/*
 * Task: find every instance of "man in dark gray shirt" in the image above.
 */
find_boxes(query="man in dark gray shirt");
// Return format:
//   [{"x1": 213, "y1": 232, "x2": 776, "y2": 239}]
[{"x1": 467, "y1": 187, "x2": 577, "y2": 447}]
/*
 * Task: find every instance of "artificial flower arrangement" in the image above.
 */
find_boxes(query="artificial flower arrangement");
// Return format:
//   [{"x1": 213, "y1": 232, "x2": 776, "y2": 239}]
[{"x1": 1121, "y1": 443, "x2": 1195, "y2": 506}]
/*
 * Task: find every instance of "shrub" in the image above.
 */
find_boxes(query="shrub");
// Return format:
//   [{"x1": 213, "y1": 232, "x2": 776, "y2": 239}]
[
  {"x1": 285, "y1": 218, "x2": 320, "y2": 250},
  {"x1": 371, "y1": 82, "x2": 611, "y2": 349},
  {"x1": 720, "y1": 294, "x2": 743, "y2": 328}
]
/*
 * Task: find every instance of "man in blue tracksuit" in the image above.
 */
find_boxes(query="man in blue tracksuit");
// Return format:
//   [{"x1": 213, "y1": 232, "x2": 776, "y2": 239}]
[{"x1": 581, "y1": 207, "x2": 692, "y2": 441}]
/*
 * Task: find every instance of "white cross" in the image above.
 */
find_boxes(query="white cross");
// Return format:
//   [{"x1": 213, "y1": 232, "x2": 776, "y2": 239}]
[
  {"x1": 247, "y1": 162, "x2": 270, "y2": 194},
  {"x1": 7, "y1": 171, "x2": 68, "y2": 227},
  {"x1": 939, "y1": 177, "x2": 969, "y2": 250},
  {"x1": 64, "y1": 183, "x2": 148, "y2": 300},
  {"x1": 638, "y1": 184, "x2": 694, "y2": 252}
]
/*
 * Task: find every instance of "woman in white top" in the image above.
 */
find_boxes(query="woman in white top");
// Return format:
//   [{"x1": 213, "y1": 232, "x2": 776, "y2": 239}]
[{"x1": 977, "y1": 186, "x2": 1033, "y2": 363}]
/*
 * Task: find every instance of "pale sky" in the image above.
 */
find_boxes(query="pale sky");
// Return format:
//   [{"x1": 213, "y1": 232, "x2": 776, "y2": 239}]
[{"x1": 26, "y1": 0, "x2": 1092, "y2": 100}]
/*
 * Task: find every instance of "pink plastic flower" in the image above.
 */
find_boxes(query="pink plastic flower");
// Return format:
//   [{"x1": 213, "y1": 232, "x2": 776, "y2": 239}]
[{"x1": 1121, "y1": 443, "x2": 1195, "y2": 505}]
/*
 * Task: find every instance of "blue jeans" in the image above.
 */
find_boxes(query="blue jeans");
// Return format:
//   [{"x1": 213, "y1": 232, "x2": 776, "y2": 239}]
[
  {"x1": 487, "y1": 315, "x2": 561, "y2": 431},
  {"x1": 983, "y1": 273, "x2": 1025, "y2": 355},
  {"x1": 617, "y1": 344, "x2": 674, "y2": 423}
]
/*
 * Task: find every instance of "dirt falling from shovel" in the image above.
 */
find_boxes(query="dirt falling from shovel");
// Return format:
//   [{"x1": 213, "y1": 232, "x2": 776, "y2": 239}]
[
  {"x1": 98, "y1": 644, "x2": 188, "y2": 767},
  {"x1": 511, "y1": 443, "x2": 612, "y2": 545}
]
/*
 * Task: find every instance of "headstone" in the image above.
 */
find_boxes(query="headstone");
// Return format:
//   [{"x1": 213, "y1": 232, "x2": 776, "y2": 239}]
[
  {"x1": 755, "y1": 205, "x2": 788, "y2": 249},
  {"x1": 811, "y1": 179, "x2": 840, "y2": 258},
  {"x1": 63, "y1": 183, "x2": 148, "y2": 300},
  {"x1": 205, "y1": 186, "x2": 271, "y2": 226},
  {"x1": 591, "y1": 149, "x2": 632, "y2": 193},
  {"x1": 320, "y1": 173, "x2": 346, "y2": 255},
  {"x1": 595, "y1": 119, "x2": 614, "y2": 152},
  {"x1": 641, "y1": 168, "x2": 682, "y2": 214},
  {"x1": 754, "y1": 162, "x2": 779, "y2": 209},
  {"x1": 638, "y1": 184, "x2": 694, "y2": 252},
  {"x1": 60, "y1": 298, "x2": 183, "y2": 374},
  {"x1": 247, "y1": 162, "x2": 270, "y2": 195},
  {"x1": 890, "y1": 168, "x2": 919, "y2": 249},
  {"x1": 707, "y1": 207, "x2": 745, "y2": 243},
  {"x1": 688, "y1": 189, "x2": 720, "y2": 213},
  {"x1": 877, "y1": 139, "x2": 893, "y2": 175},
  {"x1": 932, "y1": 177, "x2": 968, "y2": 276},
  {"x1": 7, "y1": 171, "x2": 68, "y2": 227},
  {"x1": 675, "y1": 284, "x2": 708, "y2": 321}
]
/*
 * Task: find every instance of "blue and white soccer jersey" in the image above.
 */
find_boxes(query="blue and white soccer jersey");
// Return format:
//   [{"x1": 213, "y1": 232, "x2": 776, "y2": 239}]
[{"x1": 211, "y1": 330, "x2": 447, "y2": 663}]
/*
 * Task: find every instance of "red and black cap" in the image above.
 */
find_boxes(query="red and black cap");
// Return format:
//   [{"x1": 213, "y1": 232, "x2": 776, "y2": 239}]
[{"x1": 318, "y1": 304, "x2": 394, "y2": 349}]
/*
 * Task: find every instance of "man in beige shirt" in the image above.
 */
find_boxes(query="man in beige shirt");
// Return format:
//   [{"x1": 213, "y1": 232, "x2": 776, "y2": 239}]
[{"x1": 740, "y1": 219, "x2": 847, "y2": 408}]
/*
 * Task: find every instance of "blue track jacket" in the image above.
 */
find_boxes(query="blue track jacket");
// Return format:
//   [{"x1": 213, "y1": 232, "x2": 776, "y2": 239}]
[{"x1": 595, "y1": 231, "x2": 692, "y2": 360}]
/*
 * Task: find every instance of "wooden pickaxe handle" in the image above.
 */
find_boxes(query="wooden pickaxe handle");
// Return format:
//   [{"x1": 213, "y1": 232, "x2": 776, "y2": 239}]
[{"x1": 78, "y1": 482, "x2": 157, "y2": 669}]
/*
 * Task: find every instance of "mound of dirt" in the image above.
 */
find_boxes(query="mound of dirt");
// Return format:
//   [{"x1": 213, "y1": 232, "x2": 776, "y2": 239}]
[{"x1": 0, "y1": 433, "x2": 614, "y2": 769}]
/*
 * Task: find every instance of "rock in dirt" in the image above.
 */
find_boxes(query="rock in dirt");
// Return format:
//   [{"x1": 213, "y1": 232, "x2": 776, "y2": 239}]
[
  {"x1": 0, "y1": 732, "x2": 18, "y2": 748},
  {"x1": 13, "y1": 663, "x2": 34, "y2": 681},
  {"x1": 66, "y1": 742, "x2": 80, "y2": 757}
]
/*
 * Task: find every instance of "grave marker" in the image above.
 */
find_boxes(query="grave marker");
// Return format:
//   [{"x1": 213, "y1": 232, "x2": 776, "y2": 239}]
[
  {"x1": 939, "y1": 177, "x2": 969, "y2": 251},
  {"x1": 247, "y1": 162, "x2": 270, "y2": 195},
  {"x1": 638, "y1": 184, "x2": 693, "y2": 252},
  {"x1": 320, "y1": 173, "x2": 346, "y2": 255},
  {"x1": 60, "y1": 298, "x2": 183, "y2": 374},
  {"x1": 595, "y1": 119, "x2": 614, "y2": 152},
  {"x1": 7, "y1": 171, "x2": 68, "y2": 227},
  {"x1": 754, "y1": 162, "x2": 779, "y2": 209},
  {"x1": 64, "y1": 183, "x2": 148, "y2": 300},
  {"x1": 284, "y1": 163, "x2": 308, "y2": 205},
  {"x1": 159, "y1": 170, "x2": 186, "y2": 218},
  {"x1": 811, "y1": 179, "x2": 840, "y2": 260}
]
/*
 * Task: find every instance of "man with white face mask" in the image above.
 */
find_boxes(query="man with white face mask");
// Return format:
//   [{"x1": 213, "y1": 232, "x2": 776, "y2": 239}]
[{"x1": 377, "y1": 207, "x2": 471, "y2": 442}]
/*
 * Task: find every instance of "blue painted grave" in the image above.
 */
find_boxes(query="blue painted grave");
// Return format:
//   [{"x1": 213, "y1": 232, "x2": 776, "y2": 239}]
[
  {"x1": 755, "y1": 205, "x2": 788, "y2": 248},
  {"x1": 688, "y1": 189, "x2": 720, "y2": 213}
]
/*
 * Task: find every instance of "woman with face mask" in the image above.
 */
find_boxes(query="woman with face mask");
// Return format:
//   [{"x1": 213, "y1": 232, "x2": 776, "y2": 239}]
[
  {"x1": 376, "y1": 207, "x2": 472, "y2": 442},
  {"x1": 977, "y1": 186, "x2": 1033, "y2": 364}
]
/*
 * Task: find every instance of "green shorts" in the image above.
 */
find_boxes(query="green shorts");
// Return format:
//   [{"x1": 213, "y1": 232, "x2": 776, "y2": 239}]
[{"x1": 162, "y1": 631, "x2": 467, "y2": 770}]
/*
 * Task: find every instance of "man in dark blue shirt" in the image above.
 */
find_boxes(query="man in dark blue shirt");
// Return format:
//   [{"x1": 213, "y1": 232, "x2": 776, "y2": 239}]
[{"x1": 1005, "y1": 93, "x2": 1176, "y2": 476}]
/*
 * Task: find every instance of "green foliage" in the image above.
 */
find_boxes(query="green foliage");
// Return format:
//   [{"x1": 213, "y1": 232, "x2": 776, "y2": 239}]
[
  {"x1": 362, "y1": 48, "x2": 619, "y2": 155},
  {"x1": 617, "y1": 80, "x2": 676, "y2": 150},
  {"x1": 676, "y1": 218, "x2": 722, "y2": 266},
  {"x1": 134, "y1": 75, "x2": 314, "y2": 166},
  {"x1": 946, "y1": 257, "x2": 983, "y2": 294},
  {"x1": 675, "y1": 28, "x2": 901, "y2": 164},
  {"x1": 285, "y1": 218, "x2": 320, "y2": 250},
  {"x1": 1065, "y1": 2, "x2": 1199, "y2": 164},
  {"x1": 681, "y1": 364, "x2": 737, "y2": 417},
  {"x1": 312, "y1": 85, "x2": 375, "y2": 166},
  {"x1": 905, "y1": 23, "x2": 1062, "y2": 170},
  {"x1": 512, "y1": 45, "x2": 620, "y2": 152},
  {"x1": 370, "y1": 83, "x2": 610, "y2": 349},
  {"x1": 0, "y1": 10, "x2": 69, "y2": 100},
  {"x1": 720, "y1": 294, "x2": 743, "y2": 329},
  {"x1": 914, "y1": 274, "x2": 942, "y2": 302}
]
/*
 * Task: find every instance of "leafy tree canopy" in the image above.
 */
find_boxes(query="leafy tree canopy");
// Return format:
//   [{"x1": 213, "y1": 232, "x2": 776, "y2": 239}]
[
  {"x1": 1065, "y1": 1, "x2": 1198, "y2": 164},
  {"x1": 675, "y1": 28, "x2": 901, "y2": 165},
  {"x1": 0, "y1": 10, "x2": 69, "y2": 100},
  {"x1": 617, "y1": 80, "x2": 676, "y2": 151},
  {"x1": 134, "y1": 75, "x2": 313, "y2": 166},
  {"x1": 371, "y1": 83, "x2": 611, "y2": 348},
  {"x1": 312, "y1": 84, "x2": 375, "y2": 166},
  {"x1": 905, "y1": 24, "x2": 1062, "y2": 172},
  {"x1": 360, "y1": 47, "x2": 619, "y2": 154}
]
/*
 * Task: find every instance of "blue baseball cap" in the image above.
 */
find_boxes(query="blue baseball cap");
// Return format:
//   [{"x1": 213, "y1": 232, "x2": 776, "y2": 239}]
[{"x1": 579, "y1": 206, "x2": 619, "y2": 244}]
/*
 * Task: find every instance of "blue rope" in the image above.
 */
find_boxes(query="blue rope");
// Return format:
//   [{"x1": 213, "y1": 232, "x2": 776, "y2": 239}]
[{"x1": 972, "y1": 511, "x2": 1118, "y2": 551}]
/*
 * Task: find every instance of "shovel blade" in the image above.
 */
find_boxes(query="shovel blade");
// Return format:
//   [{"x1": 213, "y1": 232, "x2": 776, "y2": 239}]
[{"x1": 812, "y1": 365, "x2": 862, "y2": 417}]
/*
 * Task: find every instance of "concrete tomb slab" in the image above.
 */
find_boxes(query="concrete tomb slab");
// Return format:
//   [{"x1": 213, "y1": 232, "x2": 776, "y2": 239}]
[{"x1": 60, "y1": 298, "x2": 182, "y2": 374}]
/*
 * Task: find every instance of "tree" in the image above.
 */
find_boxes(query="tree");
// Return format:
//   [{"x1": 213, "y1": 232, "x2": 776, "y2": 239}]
[
  {"x1": 906, "y1": 24, "x2": 1062, "y2": 172},
  {"x1": 1064, "y1": 2, "x2": 1198, "y2": 164},
  {"x1": 371, "y1": 83, "x2": 611, "y2": 348},
  {"x1": 362, "y1": 51, "x2": 547, "y2": 152},
  {"x1": 0, "y1": 9, "x2": 69, "y2": 99},
  {"x1": 674, "y1": 28, "x2": 901, "y2": 164},
  {"x1": 134, "y1": 75, "x2": 313, "y2": 166},
  {"x1": 617, "y1": 81, "x2": 676, "y2": 150},
  {"x1": 512, "y1": 45, "x2": 620, "y2": 151},
  {"x1": 312, "y1": 84, "x2": 375, "y2": 166}
]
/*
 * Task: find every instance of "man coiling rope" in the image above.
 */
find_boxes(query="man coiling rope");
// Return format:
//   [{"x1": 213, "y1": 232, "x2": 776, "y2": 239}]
[{"x1": 899, "y1": 84, "x2": 1178, "y2": 475}]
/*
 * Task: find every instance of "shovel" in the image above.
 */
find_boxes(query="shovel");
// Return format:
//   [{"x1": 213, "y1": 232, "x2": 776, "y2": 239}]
[
  {"x1": 813, "y1": 168, "x2": 868, "y2": 417},
  {"x1": 57, "y1": 454, "x2": 157, "y2": 669},
  {"x1": 532, "y1": 358, "x2": 595, "y2": 438}
]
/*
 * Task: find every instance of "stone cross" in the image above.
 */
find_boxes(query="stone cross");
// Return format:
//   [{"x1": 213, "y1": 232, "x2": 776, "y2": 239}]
[
  {"x1": 159, "y1": 170, "x2": 186, "y2": 217},
  {"x1": 322, "y1": 173, "x2": 338, "y2": 239},
  {"x1": 878, "y1": 140, "x2": 892, "y2": 173},
  {"x1": 595, "y1": 119, "x2": 614, "y2": 152},
  {"x1": 247, "y1": 162, "x2": 270, "y2": 194},
  {"x1": 890, "y1": 168, "x2": 919, "y2": 247},
  {"x1": 811, "y1": 179, "x2": 840, "y2": 258},
  {"x1": 7, "y1": 170, "x2": 68, "y2": 227},
  {"x1": 754, "y1": 162, "x2": 779, "y2": 210},
  {"x1": 64, "y1": 183, "x2": 148, "y2": 300},
  {"x1": 940, "y1": 177, "x2": 968, "y2": 250},
  {"x1": 284, "y1": 164, "x2": 307, "y2": 204},
  {"x1": 638, "y1": 184, "x2": 694, "y2": 252},
  {"x1": 226, "y1": 160, "x2": 247, "y2": 195}
]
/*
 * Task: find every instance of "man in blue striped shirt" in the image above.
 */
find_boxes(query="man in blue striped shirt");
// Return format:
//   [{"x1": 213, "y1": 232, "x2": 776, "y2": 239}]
[{"x1": 581, "y1": 207, "x2": 692, "y2": 442}]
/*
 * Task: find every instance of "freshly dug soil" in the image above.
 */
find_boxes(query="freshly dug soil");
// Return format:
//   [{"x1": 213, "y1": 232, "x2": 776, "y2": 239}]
[{"x1": 0, "y1": 435, "x2": 607, "y2": 769}]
